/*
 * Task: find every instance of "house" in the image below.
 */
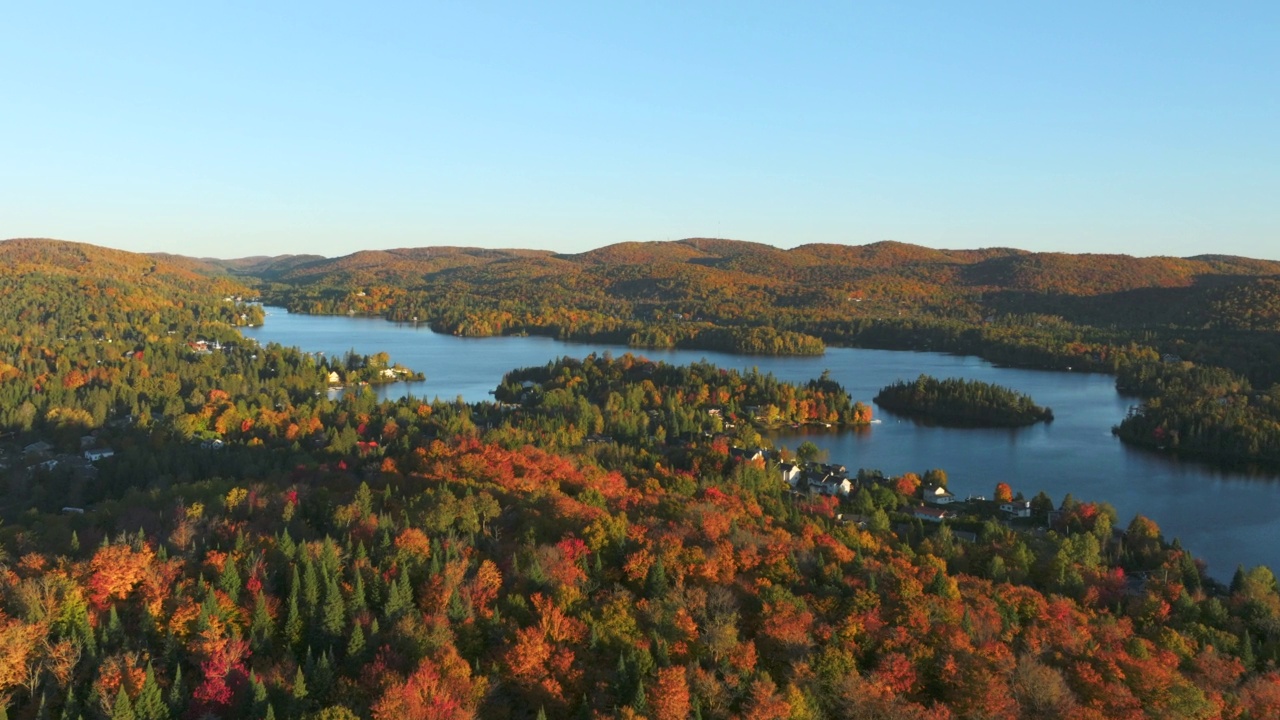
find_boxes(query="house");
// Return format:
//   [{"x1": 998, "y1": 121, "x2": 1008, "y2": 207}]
[
  {"x1": 1001, "y1": 500, "x2": 1033, "y2": 518},
  {"x1": 779, "y1": 462, "x2": 801, "y2": 488},
  {"x1": 23, "y1": 441, "x2": 53, "y2": 456},
  {"x1": 921, "y1": 483, "x2": 956, "y2": 505},
  {"x1": 910, "y1": 506, "x2": 953, "y2": 523},
  {"x1": 84, "y1": 448, "x2": 115, "y2": 462},
  {"x1": 730, "y1": 447, "x2": 765, "y2": 463},
  {"x1": 327, "y1": 371, "x2": 341, "y2": 385},
  {"x1": 819, "y1": 476, "x2": 854, "y2": 497}
]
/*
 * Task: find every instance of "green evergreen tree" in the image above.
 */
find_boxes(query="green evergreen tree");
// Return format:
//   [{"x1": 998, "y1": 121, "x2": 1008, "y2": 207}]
[
  {"x1": 302, "y1": 557, "x2": 320, "y2": 614},
  {"x1": 321, "y1": 578, "x2": 346, "y2": 644},
  {"x1": 345, "y1": 623, "x2": 365, "y2": 660},
  {"x1": 291, "y1": 666, "x2": 309, "y2": 715},
  {"x1": 166, "y1": 664, "x2": 184, "y2": 716},
  {"x1": 218, "y1": 556, "x2": 242, "y2": 604},
  {"x1": 284, "y1": 576, "x2": 304, "y2": 648},
  {"x1": 279, "y1": 529, "x2": 296, "y2": 559},
  {"x1": 61, "y1": 682, "x2": 79, "y2": 720},
  {"x1": 350, "y1": 571, "x2": 367, "y2": 614},
  {"x1": 104, "y1": 605, "x2": 125, "y2": 650},
  {"x1": 111, "y1": 686, "x2": 135, "y2": 720},
  {"x1": 134, "y1": 663, "x2": 168, "y2": 720},
  {"x1": 250, "y1": 591, "x2": 274, "y2": 652},
  {"x1": 249, "y1": 671, "x2": 269, "y2": 718}
]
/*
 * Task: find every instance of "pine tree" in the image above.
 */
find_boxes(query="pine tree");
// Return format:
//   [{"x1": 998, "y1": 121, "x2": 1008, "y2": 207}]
[
  {"x1": 279, "y1": 529, "x2": 296, "y2": 559},
  {"x1": 134, "y1": 663, "x2": 168, "y2": 720},
  {"x1": 346, "y1": 623, "x2": 365, "y2": 660},
  {"x1": 321, "y1": 578, "x2": 346, "y2": 644},
  {"x1": 111, "y1": 686, "x2": 135, "y2": 720},
  {"x1": 284, "y1": 575, "x2": 303, "y2": 649},
  {"x1": 104, "y1": 605, "x2": 125, "y2": 650},
  {"x1": 631, "y1": 677, "x2": 647, "y2": 712},
  {"x1": 302, "y1": 557, "x2": 320, "y2": 615},
  {"x1": 251, "y1": 591, "x2": 274, "y2": 652},
  {"x1": 312, "y1": 652, "x2": 334, "y2": 702},
  {"x1": 218, "y1": 556, "x2": 242, "y2": 604},
  {"x1": 249, "y1": 671, "x2": 269, "y2": 717},
  {"x1": 62, "y1": 681, "x2": 79, "y2": 720},
  {"x1": 290, "y1": 667, "x2": 309, "y2": 715},
  {"x1": 350, "y1": 571, "x2": 367, "y2": 614},
  {"x1": 166, "y1": 664, "x2": 184, "y2": 716}
]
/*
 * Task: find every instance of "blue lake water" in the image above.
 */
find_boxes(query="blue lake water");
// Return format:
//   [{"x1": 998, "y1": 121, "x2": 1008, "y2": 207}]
[{"x1": 241, "y1": 308, "x2": 1280, "y2": 578}]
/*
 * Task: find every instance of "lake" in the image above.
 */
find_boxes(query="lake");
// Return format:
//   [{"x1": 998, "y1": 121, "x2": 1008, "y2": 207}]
[{"x1": 241, "y1": 308, "x2": 1280, "y2": 578}]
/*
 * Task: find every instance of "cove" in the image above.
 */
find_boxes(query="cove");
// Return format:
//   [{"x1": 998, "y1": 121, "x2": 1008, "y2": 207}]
[{"x1": 241, "y1": 308, "x2": 1280, "y2": 578}]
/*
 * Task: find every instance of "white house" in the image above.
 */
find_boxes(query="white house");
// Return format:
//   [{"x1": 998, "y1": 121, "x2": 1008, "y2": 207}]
[
  {"x1": 812, "y1": 475, "x2": 853, "y2": 497},
  {"x1": 1001, "y1": 500, "x2": 1033, "y2": 518},
  {"x1": 84, "y1": 448, "x2": 115, "y2": 462},
  {"x1": 922, "y1": 483, "x2": 956, "y2": 505},
  {"x1": 779, "y1": 462, "x2": 801, "y2": 488}
]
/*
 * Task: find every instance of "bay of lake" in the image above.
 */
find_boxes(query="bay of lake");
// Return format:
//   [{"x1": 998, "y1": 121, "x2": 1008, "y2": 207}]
[{"x1": 241, "y1": 308, "x2": 1280, "y2": 578}]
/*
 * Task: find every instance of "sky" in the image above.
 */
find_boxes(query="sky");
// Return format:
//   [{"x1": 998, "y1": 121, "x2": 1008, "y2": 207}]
[{"x1": 3, "y1": 2, "x2": 1277, "y2": 260}]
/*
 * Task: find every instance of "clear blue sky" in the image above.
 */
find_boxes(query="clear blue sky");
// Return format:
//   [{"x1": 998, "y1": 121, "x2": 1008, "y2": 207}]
[{"x1": 3, "y1": 2, "x2": 1277, "y2": 260}]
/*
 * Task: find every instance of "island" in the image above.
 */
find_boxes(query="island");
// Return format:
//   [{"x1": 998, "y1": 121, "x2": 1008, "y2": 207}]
[{"x1": 874, "y1": 374, "x2": 1054, "y2": 427}]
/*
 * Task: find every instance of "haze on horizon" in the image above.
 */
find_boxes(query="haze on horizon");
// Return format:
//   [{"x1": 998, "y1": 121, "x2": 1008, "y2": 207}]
[{"x1": 3, "y1": 3, "x2": 1277, "y2": 261}]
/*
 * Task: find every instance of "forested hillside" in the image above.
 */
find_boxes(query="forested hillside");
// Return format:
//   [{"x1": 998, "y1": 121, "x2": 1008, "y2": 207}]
[
  {"x1": 237, "y1": 238, "x2": 1280, "y2": 469},
  {"x1": 4, "y1": 239, "x2": 1280, "y2": 718}
]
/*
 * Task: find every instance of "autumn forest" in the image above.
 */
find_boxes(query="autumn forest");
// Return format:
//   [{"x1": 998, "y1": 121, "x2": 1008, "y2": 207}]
[{"x1": 3, "y1": 237, "x2": 1280, "y2": 720}]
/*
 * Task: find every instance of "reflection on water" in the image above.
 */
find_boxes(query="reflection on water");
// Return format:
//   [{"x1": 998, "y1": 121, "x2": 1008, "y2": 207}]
[{"x1": 242, "y1": 308, "x2": 1280, "y2": 577}]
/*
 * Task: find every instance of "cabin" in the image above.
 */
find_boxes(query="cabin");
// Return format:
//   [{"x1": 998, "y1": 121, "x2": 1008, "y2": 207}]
[
  {"x1": 730, "y1": 447, "x2": 765, "y2": 463},
  {"x1": 328, "y1": 371, "x2": 342, "y2": 384},
  {"x1": 921, "y1": 483, "x2": 956, "y2": 505},
  {"x1": 1001, "y1": 500, "x2": 1033, "y2": 518},
  {"x1": 910, "y1": 506, "x2": 953, "y2": 523}
]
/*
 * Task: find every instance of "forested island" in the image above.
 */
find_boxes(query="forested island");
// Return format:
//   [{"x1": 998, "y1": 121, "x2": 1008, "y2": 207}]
[
  {"x1": 875, "y1": 375, "x2": 1054, "y2": 427},
  {"x1": 6, "y1": 237, "x2": 1280, "y2": 719}
]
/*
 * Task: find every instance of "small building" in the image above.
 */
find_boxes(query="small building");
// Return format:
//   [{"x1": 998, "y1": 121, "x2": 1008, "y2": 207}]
[
  {"x1": 84, "y1": 448, "x2": 115, "y2": 462},
  {"x1": 328, "y1": 371, "x2": 341, "y2": 384},
  {"x1": 23, "y1": 441, "x2": 54, "y2": 456},
  {"x1": 779, "y1": 462, "x2": 801, "y2": 488},
  {"x1": 910, "y1": 506, "x2": 954, "y2": 523},
  {"x1": 730, "y1": 447, "x2": 765, "y2": 463},
  {"x1": 1001, "y1": 500, "x2": 1033, "y2": 518},
  {"x1": 823, "y1": 477, "x2": 854, "y2": 497},
  {"x1": 922, "y1": 483, "x2": 956, "y2": 505}
]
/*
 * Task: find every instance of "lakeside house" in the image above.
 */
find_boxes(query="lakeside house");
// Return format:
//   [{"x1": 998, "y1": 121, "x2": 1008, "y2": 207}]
[
  {"x1": 1001, "y1": 500, "x2": 1033, "y2": 518},
  {"x1": 922, "y1": 483, "x2": 956, "y2": 505},
  {"x1": 779, "y1": 462, "x2": 801, "y2": 488},
  {"x1": 910, "y1": 506, "x2": 954, "y2": 523}
]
